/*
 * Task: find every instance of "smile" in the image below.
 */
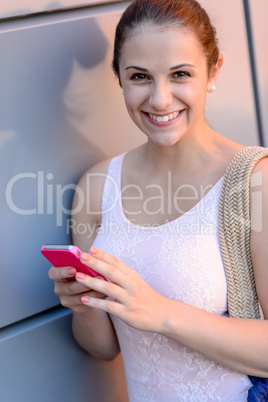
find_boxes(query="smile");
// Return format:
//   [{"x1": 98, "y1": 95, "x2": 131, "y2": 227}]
[{"x1": 147, "y1": 111, "x2": 181, "y2": 123}]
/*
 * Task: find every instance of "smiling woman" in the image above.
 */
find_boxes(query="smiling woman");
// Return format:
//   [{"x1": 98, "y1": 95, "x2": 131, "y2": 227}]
[
  {"x1": 48, "y1": 0, "x2": 268, "y2": 401},
  {"x1": 118, "y1": 26, "x2": 218, "y2": 147}
]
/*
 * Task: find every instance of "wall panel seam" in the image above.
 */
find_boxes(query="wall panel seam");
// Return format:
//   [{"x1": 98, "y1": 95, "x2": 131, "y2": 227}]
[
  {"x1": 0, "y1": 306, "x2": 71, "y2": 341},
  {"x1": 243, "y1": 0, "x2": 265, "y2": 146},
  {"x1": 0, "y1": 0, "x2": 128, "y2": 24}
]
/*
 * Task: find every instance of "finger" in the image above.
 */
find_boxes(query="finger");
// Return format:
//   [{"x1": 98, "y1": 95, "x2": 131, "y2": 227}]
[
  {"x1": 62, "y1": 287, "x2": 107, "y2": 303},
  {"x1": 59, "y1": 289, "x2": 107, "y2": 312},
  {"x1": 86, "y1": 290, "x2": 107, "y2": 299},
  {"x1": 89, "y1": 247, "x2": 127, "y2": 273},
  {"x1": 80, "y1": 252, "x2": 126, "y2": 285},
  {"x1": 60, "y1": 294, "x2": 84, "y2": 309},
  {"x1": 54, "y1": 279, "x2": 91, "y2": 297},
  {"x1": 76, "y1": 272, "x2": 125, "y2": 301},
  {"x1": 61, "y1": 294, "x2": 93, "y2": 313},
  {"x1": 48, "y1": 266, "x2": 77, "y2": 281},
  {"x1": 80, "y1": 295, "x2": 124, "y2": 316}
]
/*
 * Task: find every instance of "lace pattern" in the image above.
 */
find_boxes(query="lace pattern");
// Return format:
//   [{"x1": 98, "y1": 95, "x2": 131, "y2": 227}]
[{"x1": 92, "y1": 153, "x2": 252, "y2": 401}]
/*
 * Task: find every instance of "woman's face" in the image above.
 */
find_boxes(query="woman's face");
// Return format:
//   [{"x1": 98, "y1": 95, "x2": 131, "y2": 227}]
[{"x1": 119, "y1": 25, "x2": 217, "y2": 147}]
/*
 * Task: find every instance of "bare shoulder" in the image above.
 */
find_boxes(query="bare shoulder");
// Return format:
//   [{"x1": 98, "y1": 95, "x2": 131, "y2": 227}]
[
  {"x1": 71, "y1": 158, "x2": 112, "y2": 251},
  {"x1": 252, "y1": 152, "x2": 268, "y2": 173},
  {"x1": 73, "y1": 158, "x2": 112, "y2": 214},
  {"x1": 250, "y1": 152, "x2": 268, "y2": 205},
  {"x1": 219, "y1": 137, "x2": 244, "y2": 160},
  {"x1": 76, "y1": 158, "x2": 112, "y2": 186},
  {"x1": 250, "y1": 153, "x2": 268, "y2": 318},
  {"x1": 210, "y1": 132, "x2": 244, "y2": 162}
]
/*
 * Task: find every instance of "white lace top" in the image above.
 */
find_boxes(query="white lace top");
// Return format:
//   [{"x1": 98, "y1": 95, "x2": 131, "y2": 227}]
[{"x1": 92, "y1": 153, "x2": 252, "y2": 401}]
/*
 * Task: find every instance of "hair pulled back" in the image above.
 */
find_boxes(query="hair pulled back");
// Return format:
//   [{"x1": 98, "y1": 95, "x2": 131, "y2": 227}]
[{"x1": 112, "y1": 0, "x2": 219, "y2": 83}]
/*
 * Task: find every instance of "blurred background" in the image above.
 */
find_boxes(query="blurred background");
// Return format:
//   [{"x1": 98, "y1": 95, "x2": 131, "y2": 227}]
[{"x1": 0, "y1": 0, "x2": 267, "y2": 400}]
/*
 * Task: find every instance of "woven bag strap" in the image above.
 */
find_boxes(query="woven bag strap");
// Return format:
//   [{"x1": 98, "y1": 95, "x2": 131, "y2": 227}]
[{"x1": 218, "y1": 146, "x2": 268, "y2": 319}]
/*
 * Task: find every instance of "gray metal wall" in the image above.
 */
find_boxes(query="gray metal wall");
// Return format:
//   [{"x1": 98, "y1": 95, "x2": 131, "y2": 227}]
[{"x1": 0, "y1": 0, "x2": 267, "y2": 401}]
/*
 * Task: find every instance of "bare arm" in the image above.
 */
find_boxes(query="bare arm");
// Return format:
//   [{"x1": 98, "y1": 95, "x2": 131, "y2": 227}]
[
  {"x1": 250, "y1": 158, "x2": 268, "y2": 319},
  {"x1": 72, "y1": 159, "x2": 268, "y2": 375},
  {"x1": 49, "y1": 159, "x2": 120, "y2": 360},
  {"x1": 161, "y1": 158, "x2": 268, "y2": 377}
]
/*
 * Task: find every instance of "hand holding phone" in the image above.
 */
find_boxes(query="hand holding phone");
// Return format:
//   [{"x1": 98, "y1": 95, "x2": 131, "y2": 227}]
[{"x1": 41, "y1": 244, "x2": 107, "y2": 281}]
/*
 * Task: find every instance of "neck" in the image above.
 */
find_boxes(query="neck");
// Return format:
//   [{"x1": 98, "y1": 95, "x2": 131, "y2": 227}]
[{"x1": 139, "y1": 125, "x2": 220, "y2": 175}]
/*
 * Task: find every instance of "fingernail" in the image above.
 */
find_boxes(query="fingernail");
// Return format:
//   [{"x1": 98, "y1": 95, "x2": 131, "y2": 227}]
[
  {"x1": 68, "y1": 268, "x2": 76, "y2": 276},
  {"x1": 76, "y1": 272, "x2": 86, "y2": 280},
  {"x1": 81, "y1": 296, "x2": 89, "y2": 303},
  {"x1": 81, "y1": 253, "x2": 90, "y2": 261},
  {"x1": 96, "y1": 276, "x2": 104, "y2": 281},
  {"x1": 90, "y1": 247, "x2": 98, "y2": 254}
]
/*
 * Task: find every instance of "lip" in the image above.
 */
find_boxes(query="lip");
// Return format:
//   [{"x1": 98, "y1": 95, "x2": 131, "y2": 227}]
[{"x1": 144, "y1": 110, "x2": 185, "y2": 126}]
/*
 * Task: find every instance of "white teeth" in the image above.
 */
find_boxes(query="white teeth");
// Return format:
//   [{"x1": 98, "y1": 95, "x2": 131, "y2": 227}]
[{"x1": 149, "y1": 111, "x2": 180, "y2": 122}]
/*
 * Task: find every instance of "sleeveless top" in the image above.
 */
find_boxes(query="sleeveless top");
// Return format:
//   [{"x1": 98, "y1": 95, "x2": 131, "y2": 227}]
[{"x1": 91, "y1": 153, "x2": 252, "y2": 402}]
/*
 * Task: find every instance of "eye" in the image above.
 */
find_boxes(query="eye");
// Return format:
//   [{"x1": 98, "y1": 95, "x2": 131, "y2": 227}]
[
  {"x1": 130, "y1": 73, "x2": 148, "y2": 81},
  {"x1": 172, "y1": 71, "x2": 191, "y2": 79}
]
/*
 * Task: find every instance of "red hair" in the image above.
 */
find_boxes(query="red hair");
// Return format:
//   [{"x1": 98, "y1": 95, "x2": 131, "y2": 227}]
[{"x1": 112, "y1": 0, "x2": 219, "y2": 83}]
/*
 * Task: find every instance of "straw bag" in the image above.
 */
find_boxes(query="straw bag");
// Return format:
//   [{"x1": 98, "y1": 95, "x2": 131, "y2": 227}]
[{"x1": 218, "y1": 146, "x2": 268, "y2": 401}]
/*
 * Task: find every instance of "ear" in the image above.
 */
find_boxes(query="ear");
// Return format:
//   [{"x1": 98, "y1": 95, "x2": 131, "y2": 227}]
[{"x1": 207, "y1": 54, "x2": 223, "y2": 93}]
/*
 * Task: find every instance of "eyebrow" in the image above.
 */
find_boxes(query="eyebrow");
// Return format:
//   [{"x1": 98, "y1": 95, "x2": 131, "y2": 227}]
[
  {"x1": 125, "y1": 63, "x2": 195, "y2": 71},
  {"x1": 125, "y1": 66, "x2": 148, "y2": 71},
  {"x1": 169, "y1": 64, "x2": 195, "y2": 70}
]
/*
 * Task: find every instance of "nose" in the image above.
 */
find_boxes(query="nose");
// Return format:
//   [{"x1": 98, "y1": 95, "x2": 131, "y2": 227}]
[{"x1": 149, "y1": 81, "x2": 173, "y2": 111}]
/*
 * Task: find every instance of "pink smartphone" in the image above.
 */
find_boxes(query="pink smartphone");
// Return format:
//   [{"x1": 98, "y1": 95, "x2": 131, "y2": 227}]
[{"x1": 41, "y1": 244, "x2": 107, "y2": 280}]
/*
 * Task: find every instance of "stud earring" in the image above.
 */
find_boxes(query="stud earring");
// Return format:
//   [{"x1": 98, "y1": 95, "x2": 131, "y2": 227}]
[
  {"x1": 210, "y1": 85, "x2": 216, "y2": 92},
  {"x1": 121, "y1": 90, "x2": 124, "y2": 95}
]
